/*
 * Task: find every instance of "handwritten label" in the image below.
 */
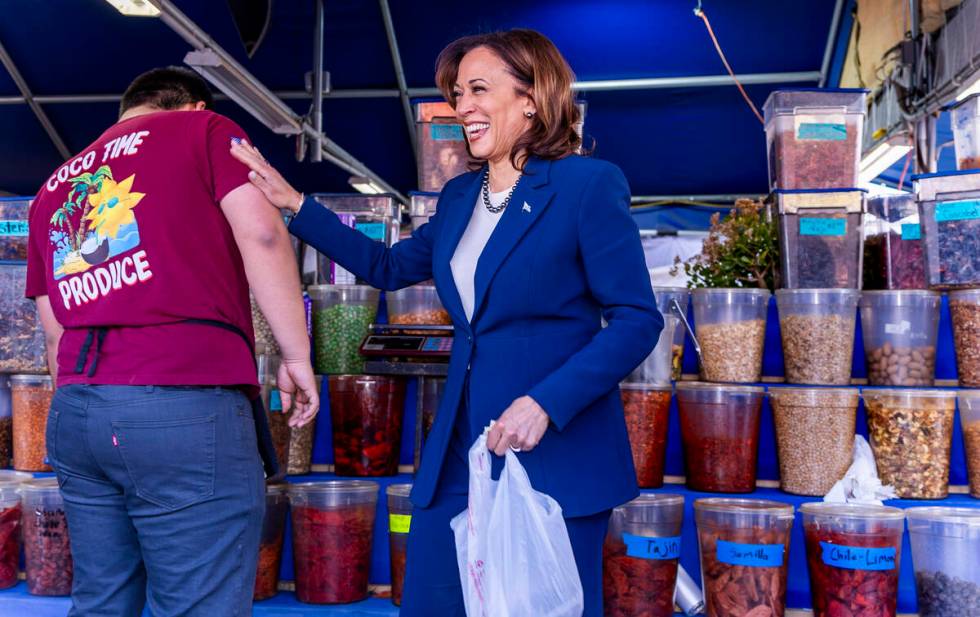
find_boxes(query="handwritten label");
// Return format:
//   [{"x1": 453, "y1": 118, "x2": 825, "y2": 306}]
[
  {"x1": 820, "y1": 542, "x2": 896, "y2": 571},
  {"x1": 884, "y1": 320, "x2": 911, "y2": 335},
  {"x1": 800, "y1": 217, "x2": 847, "y2": 236},
  {"x1": 935, "y1": 200, "x2": 980, "y2": 223},
  {"x1": 0, "y1": 220, "x2": 28, "y2": 237},
  {"x1": 356, "y1": 222, "x2": 387, "y2": 242},
  {"x1": 716, "y1": 540, "x2": 784, "y2": 567},
  {"x1": 389, "y1": 513, "x2": 412, "y2": 534},
  {"x1": 622, "y1": 533, "x2": 681, "y2": 560},
  {"x1": 430, "y1": 124, "x2": 464, "y2": 141},
  {"x1": 269, "y1": 390, "x2": 282, "y2": 412},
  {"x1": 901, "y1": 223, "x2": 921, "y2": 240}
]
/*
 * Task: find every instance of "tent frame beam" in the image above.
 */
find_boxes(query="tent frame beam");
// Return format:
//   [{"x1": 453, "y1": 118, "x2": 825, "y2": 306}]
[{"x1": 379, "y1": 0, "x2": 418, "y2": 162}]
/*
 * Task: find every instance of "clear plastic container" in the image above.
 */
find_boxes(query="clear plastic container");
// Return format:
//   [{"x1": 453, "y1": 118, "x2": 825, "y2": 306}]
[
  {"x1": 0, "y1": 480, "x2": 21, "y2": 589},
  {"x1": 776, "y1": 289, "x2": 859, "y2": 385},
  {"x1": 769, "y1": 189, "x2": 866, "y2": 289},
  {"x1": 0, "y1": 377, "x2": 10, "y2": 469},
  {"x1": 800, "y1": 502, "x2": 904, "y2": 617},
  {"x1": 21, "y1": 477, "x2": 73, "y2": 596},
  {"x1": 0, "y1": 198, "x2": 30, "y2": 261},
  {"x1": 251, "y1": 292, "x2": 281, "y2": 356},
  {"x1": 415, "y1": 101, "x2": 470, "y2": 192},
  {"x1": 959, "y1": 391, "x2": 980, "y2": 498},
  {"x1": 652, "y1": 285, "x2": 690, "y2": 379},
  {"x1": 763, "y1": 89, "x2": 867, "y2": 190},
  {"x1": 861, "y1": 389, "x2": 957, "y2": 499},
  {"x1": 386, "y1": 483, "x2": 413, "y2": 606},
  {"x1": 257, "y1": 354, "x2": 289, "y2": 475},
  {"x1": 859, "y1": 291, "x2": 941, "y2": 386},
  {"x1": 618, "y1": 384, "x2": 672, "y2": 488},
  {"x1": 691, "y1": 288, "x2": 770, "y2": 383},
  {"x1": 769, "y1": 387, "x2": 858, "y2": 495},
  {"x1": 288, "y1": 481, "x2": 379, "y2": 604},
  {"x1": 676, "y1": 383, "x2": 764, "y2": 492},
  {"x1": 254, "y1": 483, "x2": 289, "y2": 601},
  {"x1": 603, "y1": 494, "x2": 684, "y2": 617},
  {"x1": 285, "y1": 375, "x2": 320, "y2": 475},
  {"x1": 409, "y1": 192, "x2": 439, "y2": 230},
  {"x1": 950, "y1": 94, "x2": 980, "y2": 170},
  {"x1": 863, "y1": 195, "x2": 926, "y2": 290},
  {"x1": 694, "y1": 498, "x2": 794, "y2": 617},
  {"x1": 328, "y1": 375, "x2": 406, "y2": 476},
  {"x1": 10, "y1": 374, "x2": 53, "y2": 472},
  {"x1": 623, "y1": 316, "x2": 677, "y2": 386},
  {"x1": 308, "y1": 284, "x2": 379, "y2": 375},
  {"x1": 950, "y1": 289, "x2": 980, "y2": 386},
  {"x1": 415, "y1": 377, "x2": 445, "y2": 472},
  {"x1": 914, "y1": 170, "x2": 980, "y2": 289},
  {"x1": 0, "y1": 264, "x2": 48, "y2": 374},
  {"x1": 309, "y1": 195, "x2": 399, "y2": 285},
  {"x1": 906, "y1": 507, "x2": 980, "y2": 616},
  {"x1": 386, "y1": 285, "x2": 450, "y2": 326}
]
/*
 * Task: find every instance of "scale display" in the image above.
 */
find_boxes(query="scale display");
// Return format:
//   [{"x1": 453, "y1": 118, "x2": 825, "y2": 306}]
[{"x1": 360, "y1": 334, "x2": 452, "y2": 357}]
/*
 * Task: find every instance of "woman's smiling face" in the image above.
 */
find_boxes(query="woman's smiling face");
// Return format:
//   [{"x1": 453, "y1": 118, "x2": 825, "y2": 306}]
[{"x1": 452, "y1": 46, "x2": 535, "y2": 165}]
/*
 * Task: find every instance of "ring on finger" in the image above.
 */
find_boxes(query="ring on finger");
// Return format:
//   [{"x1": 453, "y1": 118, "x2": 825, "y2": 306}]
[{"x1": 509, "y1": 444, "x2": 522, "y2": 453}]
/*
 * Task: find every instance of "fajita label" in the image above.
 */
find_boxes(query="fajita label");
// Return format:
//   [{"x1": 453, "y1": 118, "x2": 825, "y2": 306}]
[
  {"x1": 389, "y1": 513, "x2": 412, "y2": 534},
  {"x1": 820, "y1": 542, "x2": 896, "y2": 571},
  {"x1": 716, "y1": 540, "x2": 784, "y2": 567},
  {"x1": 622, "y1": 533, "x2": 681, "y2": 560}
]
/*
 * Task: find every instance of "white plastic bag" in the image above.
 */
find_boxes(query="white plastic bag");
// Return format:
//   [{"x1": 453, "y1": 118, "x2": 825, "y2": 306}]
[
  {"x1": 451, "y1": 430, "x2": 584, "y2": 617},
  {"x1": 823, "y1": 435, "x2": 898, "y2": 505}
]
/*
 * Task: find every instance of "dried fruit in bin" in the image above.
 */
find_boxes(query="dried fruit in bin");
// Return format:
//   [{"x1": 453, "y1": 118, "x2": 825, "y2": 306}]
[
  {"x1": 0, "y1": 503, "x2": 20, "y2": 589},
  {"x1": 699, "y1": 526, "x2": 790, "y2": 617},
  {"x1": 804, "y1": 526, "x2": 900, "y2": 617},
  {"x1": 24, "y1": 506, "x2": 73, "y2": 596},
  {"x1": 602, "y1": 538, "x2": 678, "y2": 617},
  {"x1": 329, "y1": 376, "x2": 405, "y2": 477},
  {"x1": 619, "y1": 387, "x2": 670, "y2": 488},
  {"x1": 291, "y1": 503, "x2": 374, "y2": 604}
]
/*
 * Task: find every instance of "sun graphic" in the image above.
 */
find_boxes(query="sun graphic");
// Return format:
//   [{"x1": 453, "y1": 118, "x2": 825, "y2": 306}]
[{"x1": 84, "y1": 174, "x2": 145, "y2": 239}]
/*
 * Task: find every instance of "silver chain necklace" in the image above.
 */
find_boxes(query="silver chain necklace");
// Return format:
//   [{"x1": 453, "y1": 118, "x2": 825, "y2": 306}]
[{"x1": 482, "y1": 169, "x2": 522, "y2": 214}]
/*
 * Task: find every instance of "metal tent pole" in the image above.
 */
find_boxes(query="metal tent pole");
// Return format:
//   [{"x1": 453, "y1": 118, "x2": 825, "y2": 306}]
[
  {"x1": 0, "y1": 37, "x2": 71, "y2": 160},
  {"x1": 379, "y1": 0, "x2": 418, "y2": 162}
]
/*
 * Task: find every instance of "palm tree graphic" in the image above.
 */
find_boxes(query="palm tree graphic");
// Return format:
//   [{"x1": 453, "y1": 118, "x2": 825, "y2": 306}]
[{"x1": 49, "y1": 165, "x2": 114, "y2": 250}]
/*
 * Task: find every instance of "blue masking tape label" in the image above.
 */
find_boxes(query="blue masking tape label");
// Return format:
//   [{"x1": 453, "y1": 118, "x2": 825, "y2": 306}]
[
  {"x1": 431, "y1": 124, "x2": 465, "y2": 141},
  {"x1": 269, "y1": 390, "x2": 283, "y2": 412},
  {"x1": 356, "y1": 222, "x2": 387, "y2": 242},
  {"x1": 820, "y1": 542, "x2": 896, "y2": 571},
  {"x1": 901, "y1": 223, "x2": 921, "y2": 240},
  {"x1": 622, "y1": 534, "x2": 681, "y2": 560},
  {"x1": 0, "y1": 220, "x2": 28, "y2": 237},
  {"x1": 800, "y1": 217, "x2": 847, "y2": 236},
  {"x1": 797, "y1": 122, "x2": 847, "y2": 141},
  {"x1": 935, "y1": 200, "x2": 980, "y2": 223},
  {"x1": 716, "y1": 540, "x2": 784, "y2": 567}
]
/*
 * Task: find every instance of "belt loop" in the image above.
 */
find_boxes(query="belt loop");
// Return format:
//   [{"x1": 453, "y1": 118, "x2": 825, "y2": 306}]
[{"x1": 85, "y1": 327, "x2": 109, "y2": 378}]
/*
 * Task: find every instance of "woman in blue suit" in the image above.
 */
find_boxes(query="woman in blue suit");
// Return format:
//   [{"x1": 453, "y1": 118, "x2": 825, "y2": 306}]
[{"x1": 232, "y1": 28, "x2": 662, "y2": 617}]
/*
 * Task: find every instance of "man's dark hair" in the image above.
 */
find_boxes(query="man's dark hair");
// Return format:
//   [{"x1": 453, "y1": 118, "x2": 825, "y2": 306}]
[{"x1": 120, "y1": 66, "x2": 214, "y2": 116}]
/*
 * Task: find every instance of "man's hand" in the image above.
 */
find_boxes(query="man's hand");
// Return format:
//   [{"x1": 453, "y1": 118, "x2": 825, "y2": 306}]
[
  {"x1": 486, "y1": 396, "x2": 550, "y2": 456},
  {"x1": 277, "y1": 360, "x2": 319, "y2": 427}
]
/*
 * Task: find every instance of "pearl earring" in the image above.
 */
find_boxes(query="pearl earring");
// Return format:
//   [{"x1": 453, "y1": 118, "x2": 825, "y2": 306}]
[{"x1": 524, "y1": 111, "x2": 534, "y2": 118}]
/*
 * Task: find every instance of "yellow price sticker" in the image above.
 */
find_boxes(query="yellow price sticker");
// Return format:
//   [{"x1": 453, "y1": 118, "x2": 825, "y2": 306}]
[{"x1": 389, "y1": 513, "x2": 412, "y2": 534}]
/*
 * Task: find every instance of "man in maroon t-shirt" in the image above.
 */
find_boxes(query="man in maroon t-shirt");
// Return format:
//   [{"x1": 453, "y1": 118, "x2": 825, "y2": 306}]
[{"x1": 26, "y1": 67, "x2": 318, "y2": 615}]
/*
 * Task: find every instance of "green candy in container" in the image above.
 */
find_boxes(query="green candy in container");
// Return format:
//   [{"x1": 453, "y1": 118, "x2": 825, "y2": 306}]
[{"x1": 308, "y1": 284, "x2": 379, "y2": 375}]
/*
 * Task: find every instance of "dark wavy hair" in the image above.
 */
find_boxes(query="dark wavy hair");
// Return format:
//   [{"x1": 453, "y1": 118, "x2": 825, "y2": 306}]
[{"x1": 435, "y1": 29, "x2": 583, "y2": 171}]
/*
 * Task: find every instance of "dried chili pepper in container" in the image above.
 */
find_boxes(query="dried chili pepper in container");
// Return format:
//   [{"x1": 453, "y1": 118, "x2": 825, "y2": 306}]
[
  {"x1": 386, "y1": 483, "x2": 412, "y2": 606},
  {"x1": 949, "y1": 290, "x2": 980, "y2": 387},
  {"x1": 776, "y1": 289, "x2": 859, "y2": 385},
  {"x1": 415, "y1": 377, "x2": 445, "y2": 473},
  {"x1": 915, "y1": 169, "x2": 980, "y2": 289},
  {"x1": 958, "y1": 391, "x2": 980, "y2": 498},
  {"x1": 415, "y1": 102, "x2": 472, "y2": 193},
  {"x1": 21, "y1": 477, "x2": 73, "y2": 596},
  {"x1": 860, "y1": 291, "x2": 941, "y2": 387},
  {"x1": 253, "y1": 483, "x2": 289, "y2": 601},
  {"x1": 691, "y1": 288, "x2": 770, "y2": 384},
  {"x1": 618, "y1": 385, "x2": 672, "y2": 488},
  {"x1": 603, "y1": 493, "x2": 684, "y2": 617},
  {"x1": 694, "y1": 498, "x2": 793, "y2": 617},
  {"x1": 863, "y1": 195, "x2": 927, "y2": 290},
  {"x1": 676, "y1": 383, "x2": 764, "y2": 493},
  {"x1": 800, "y1": 502, "x2": 904, "y2": 617},
  {"x1": 907, "y1": 507, "x2": 980, "y2": 617},
  {"x1": 10, "y1": 374, "x2": 54, "y2": 472},
  {"x1": 950, "y1": 94, "x2": 980, "y2": 170},
  {"x1": 0, "y1": 480, "x2": 22, "y2": 589},
  {"x1": 653, "y1": 286, "x2": 690, "y2": 380},
  {"x1": 329, "y1": 375, "x2": 406, "y2": 477},
  {"x1": 386, "y1": 285, "x2": 451, "y2": 326},
  {"x1": 862, "y1": 389, "x2": 956, "y2": 499},
  {"x1": 308, "y1": 284, "x2": 379, "y2": 375},
  {"x1": 0, "y1": 264, "x2": 48, "y2": 374},
  {"x1": 289, "y1": 481, "x2": 378, "y2": 604},
  {"x1": 0, "y1": 377, "x2": 11, "y2": 469}
]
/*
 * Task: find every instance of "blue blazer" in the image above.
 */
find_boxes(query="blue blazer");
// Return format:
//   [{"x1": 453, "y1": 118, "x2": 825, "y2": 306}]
[{"x1": 288, "y1": 155, "x2": 663, "y2": 517}]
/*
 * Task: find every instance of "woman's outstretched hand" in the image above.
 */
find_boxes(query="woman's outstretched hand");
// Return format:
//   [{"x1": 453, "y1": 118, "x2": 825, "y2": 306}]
[{"x1": 230, "y1": 139, "x2": 304, "y2": 213}]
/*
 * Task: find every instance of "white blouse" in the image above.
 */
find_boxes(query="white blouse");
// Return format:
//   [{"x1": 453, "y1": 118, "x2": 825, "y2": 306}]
[{"x1": 450, "y1": 186, "x2": 511, "y2": 321}]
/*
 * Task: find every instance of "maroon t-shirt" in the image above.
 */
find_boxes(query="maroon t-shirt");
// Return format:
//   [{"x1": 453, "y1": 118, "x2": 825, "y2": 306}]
[{"x1": 25, "y1": 110, "x2": 258, "y2": 392}]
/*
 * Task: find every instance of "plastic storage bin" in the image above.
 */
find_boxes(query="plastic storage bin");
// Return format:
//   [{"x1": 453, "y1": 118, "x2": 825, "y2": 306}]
[
  {"x1": 328, "y1": 375, "x2": 406, "y2": 476},
  {"x1": 691, "y1": 288, "x2": 770, "y2": 383},
  {"x1": 309, "y1": 284, "x2": 379, "y2": 375},
  {"x1": 309, "y1": 194, "x2": 399, "y2": 285},
  {"x1": 386, "y1": 285, "x2": 450, "y2": 325},
  {"x1": 694, "y1": 498, "x2": 794, "y2": 617},
  {"x1": 0, "y1": 480, "x2": 20, "y2": 589},
  {"x1": 10, "y1": 374, "x2": 53, "y2": 472},
  {"x1": 619, "y1": 384, "x2": 672, "y2": 488},
  {"x1": 652, "y1": 285, "x2": 690, "y2": 379},
  {"x1": 288, "y1": 481, "x2": 379, "y2": 604},
  {"x1": 0, "y1": 264, "x2": 48, "y2": 374},
  {"x1": 251, "y1": 293, "x2": 281, "y2": 356},
  {"x1": 776, "y1": 289, "x2": 859, "y2": 385},
  {"x1": 254, "y1": 483, "x2": 289, "y2": 601},
  {"x1": 907, "y1": 507, "x2": 980, "y2": 616},
  {"x1": 285, "y1": 375, "x2": 321, "y2": 475},
  {"x1": 0, "y1": 377, "x2": 10, "y2": 469},
  {"x1": 409, "y1": 192, "x2": 438, "y2": 230},
  {"x1": 770, "y1": 189, "x2": 866, "y2": 289},
  {"x1": 861, "y1": 389, "x2": 957, "y2": 499},
  {"x1": 386, "y1": 483, "x2": 412, "y2": 606},
  {"x1": 415, "y1": 377, "x2": 445, "y2": 472},
  {"x1": 915, "y1": 169, "x2": 980, "y2": 288},
  {"x1": 603, "y1": 494, "x2": 684, "y2": 617},
  {"x1": 769, "y1": 387, "x2": 858, "y2": 495},
  {"x1": 257, "y1": 354, "x2": 289, "y2": 475},
  {"x1": 763, "y1": 89, "x2": 867, "y2": 190},
  {"x1": 676, "y1": 383, "x2": 764, "y2": 493},
  {"x1": 800, "y1": 502, "x2": 904, "y2": 617},
  {"x1": 415, "y1": 101, "x2": 470, "y2": 192},
  {"x1": 859, "y1": 291, "x2": 941, "y2": 386},
  {"x1": 21, "y1": 478, "x2": 73, "y2": 596},
  {"x1": 959, "y1": 391, "x2": 980, "y2": 498},
  {"x1": 0, "y1": 198, "x2": 30, "y2": 260},
  {"x1": 950, "y1": 93, "x2": 980, "y2": 170},
  {"x1": 950, "y1": 289, "x2": 980, "y2": 386},
  {"x1": 863, "y1": 194, "x2": 926, "y2": 290},
  {"x1": 623, "y1": 316, "x2": 677, "y2": 386}
]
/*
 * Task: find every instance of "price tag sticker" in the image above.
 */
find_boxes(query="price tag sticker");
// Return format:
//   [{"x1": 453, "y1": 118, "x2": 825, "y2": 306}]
[
  {"x1": 800, "y1": 217, "x2": 847, "y2": 236},
  {"x1": 622, "y1": 533, "x2": 681, "y2": 560},
  {"x1": 716, "y1": 540, "x2": 784, "y2": 567},
  {"x1": 820, "y1": 542, "x2": 896, "y2": 571},
  {"x1": 900, "y1": 223, "x2": 921, "y2": 240},
  {"x1": 389, "y1": 514, "x2": 412, "y2": 534},
  {"x1": 935, "y1": 200, "x2": 980, "y2": 223},
  {"x1": 0, "y1": 220, "x2": 28, "y2": 237},
  {"x1": 269, "y1": 390, "x2": 283, "y2": 412},
  {"x1": 795, "y1": 114, "x2": 847, "y2": 141},
  {"x1": 431, "y1": 124, "x2": 464, "y2": 141},
  {"x1": 356, "y1": 222, "x2": 387, "y2": 242}
]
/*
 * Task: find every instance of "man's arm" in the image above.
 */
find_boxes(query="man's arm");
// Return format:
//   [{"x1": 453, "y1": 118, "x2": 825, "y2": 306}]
[{"x1": 35, "y1": 296, "x2": 63, "y2": 382}]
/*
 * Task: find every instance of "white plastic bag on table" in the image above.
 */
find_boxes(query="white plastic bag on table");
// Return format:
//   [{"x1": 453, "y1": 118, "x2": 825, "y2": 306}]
[
  {"x1": 451, "y1": 430, "x2": 584, "y2": 617},
  {"x1": 823, "y1": 434, "x2": 897, "y2": 505}
]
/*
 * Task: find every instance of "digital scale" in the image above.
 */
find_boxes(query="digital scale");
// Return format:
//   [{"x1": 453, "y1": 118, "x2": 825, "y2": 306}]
[{"x1": 359, "y1": 324, "x2": 453, "y2": 376}]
